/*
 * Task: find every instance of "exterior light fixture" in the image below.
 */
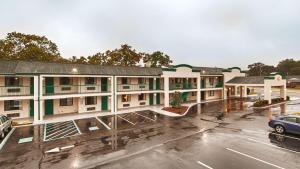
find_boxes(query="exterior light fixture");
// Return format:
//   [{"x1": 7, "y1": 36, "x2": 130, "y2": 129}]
[{"x1": 72, "y1": 68, "x2": 78, "y2": 73}]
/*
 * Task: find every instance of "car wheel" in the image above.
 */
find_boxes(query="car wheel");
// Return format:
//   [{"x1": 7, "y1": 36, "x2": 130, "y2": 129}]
[{"x1": 275, "y1": 125, "x2": 285, "y2": 134}]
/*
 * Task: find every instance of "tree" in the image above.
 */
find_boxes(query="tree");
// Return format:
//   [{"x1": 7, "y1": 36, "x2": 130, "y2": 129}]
[
  {"x1": 247, "y1": 62, "x2": 276, "y2": 76},
  {"x1": 143, "y1": 51, "x2": 173, "y2": 67},
  {"x1": 69, "y1": 56, "x2": 87, "y2": 64},
  {"x1": 104, "y1": 44, "x2": 143, "y2": 66},
  {"x1": 87, "y1": 52, "x2": 108, "y2": 65},
  {"x1": 0, "y1": 32, "x2": 62, "y2": 61},
  {"x1": 277, "y1": 59, "x2": 300, "y2": 75},
  {"x1": 171, "y1": 91, "x2": 182, "y2": 109}
]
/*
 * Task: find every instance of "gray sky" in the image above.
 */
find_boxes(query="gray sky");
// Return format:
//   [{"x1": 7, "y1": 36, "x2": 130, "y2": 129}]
[{"x1": 1, "y1": 0, "x2": 300, "y2": 69}]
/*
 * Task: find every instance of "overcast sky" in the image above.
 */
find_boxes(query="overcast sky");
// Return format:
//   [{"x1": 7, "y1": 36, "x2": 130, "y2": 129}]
[{"x1": 1, "y1": 0, "x2": 300, "y2": 69}]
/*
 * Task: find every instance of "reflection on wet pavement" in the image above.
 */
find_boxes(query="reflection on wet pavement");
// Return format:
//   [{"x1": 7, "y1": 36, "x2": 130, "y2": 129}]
[
  {"x1": 269, "y1": 132, "x2": 300, "y2": 152},
  {"x1": 0, "y1": 98, "x2": 300, "y2": 169}
]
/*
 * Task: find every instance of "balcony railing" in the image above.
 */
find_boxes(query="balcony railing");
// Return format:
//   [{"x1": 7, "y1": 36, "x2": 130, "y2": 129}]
[
  {"x1": 43, "y1": 84, "x2": 111, "y2": 95},
  {"x1": 0, "y1": 86, "x2": 32, "y2": 96},
  {"x1": 169, "y1": 83, "x2": 197, "y2": 90},
  {"x1": 203, "y1": 82, "x2": 223, "y2": 88},
  {"x1": 117, "y1": 84, "x2": 163, "y2": 92}
]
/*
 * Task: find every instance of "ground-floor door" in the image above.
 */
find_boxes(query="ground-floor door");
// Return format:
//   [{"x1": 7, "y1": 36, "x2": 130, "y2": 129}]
[
  {"x1": 201, "y1": 91, "x2": 205, "y2": 100},
  {"x1": 149, "y1": 93, "x2": 154, "y2": 105},
  {"x1": 45, "y1": 100, "x2": 54, "y2": 115},
  {"x1": 101, "y1": 96, "x2": 108, "y2": 111},
  {"x1": 156, "y1": 93, "x2": 160, "y2": 105}
]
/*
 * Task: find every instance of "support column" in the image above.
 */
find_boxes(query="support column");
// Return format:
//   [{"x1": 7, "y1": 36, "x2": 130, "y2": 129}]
[
  {"x1": 110, "y1": 76, "x2": 115, "y2": 113},
  {"x1": 243, "y1": 86, "x2": 248, "y2": 97},
  {"x1": 264, "y1": 85, "x2": 272, "y2": 104},
  {"x1": 234, "y1": 86, "x2": 238, "y2": 96},
  {"x1": 33, "y1": 76, "x2": 39, "y2": 123},
  {"x1": 280, "y1": 85, "x2": 286, "y2": 100},
  {"x1": 197, "y1": 76, "x2": 201, "y2": 103},
  {"x1": 164, "y1": 76, "x2": 169, "y2": 107},
  {"x1": 223, "y1": 87, "x2": 227, "y2": 99},
  {"x1": 114, "y1": 76, "x2": 118, "y2": 113},
  {"x1": 240, "y1": 86, "x2": 243, "y2": 98},
  {"x1": 39, "y1": 76, "x2": 44, "y2": 121}
]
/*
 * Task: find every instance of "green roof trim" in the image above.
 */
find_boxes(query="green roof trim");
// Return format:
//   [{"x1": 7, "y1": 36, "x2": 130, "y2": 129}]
[
  {"x1": 264, "y1": 72, "x2": 286, "y2": 80},
  {"x1": 172, "y1": 64, "x2": 194, "y2": 69},
  {"x1": 162, "y1": 68, "x2": 176, "y2": 72}
]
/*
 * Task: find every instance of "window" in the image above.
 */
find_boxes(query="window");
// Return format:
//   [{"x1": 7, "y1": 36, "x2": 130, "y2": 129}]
[
  {"x1": 209, "y1": 78, "x2": 214, "y2": 86},
  {"x1": 208, "y1": 91, "x2": 214, "y2": 97},
  {"x1": 60, "y1": 98, "x2": 73, "y2": 106},
  {"x1": 5, "y1": 77, "x2": 21, "y2": 86},
  {"x1": 60, "y1": 77, "x2": 72, "y2": 85},
  {"x1": 284, "y1": 117, "x2": 297, "y2": 123},
  {"x1": 122, "y1": 95, "x2": 131, "y2": 102},
  {"x1": 4, "y1": 100, "x2": 22, "y2": 111},
  {"x1": 85, "y1": 77, "x2": 96, "y2": 85},
  {"x1": 85, "y1": 97, "x2": 97, "y2": 105},
  {"x1": 138, "y1": 93, "x2": 146, "y2": 101},
  {"x1": 121, "y1": 78, "x2": 128, "y2": 84},
  {"x1": 138, "y1": 78, "x2": 145, "y2": 84}
]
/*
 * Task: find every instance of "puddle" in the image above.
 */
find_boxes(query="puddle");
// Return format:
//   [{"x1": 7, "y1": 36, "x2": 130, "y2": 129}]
[{"x1": 269, "y1": 132, "x2": 300, "y2": 152}]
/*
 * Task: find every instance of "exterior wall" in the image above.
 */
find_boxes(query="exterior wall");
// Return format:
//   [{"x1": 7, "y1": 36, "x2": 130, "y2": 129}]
[
  {"x1": 0, "y1": 100, "x2": 30, "y2": 118},
  {"x1": 53, "y1": 98, "x2": 79, "y2": 115},
  {"x1": 204, "y1": 90, "x2": 222, "y2": 100},
  {"x1": 223, "y1": 69, "x2": 246, "y2": 83},
  {"x1": 78, "y1": 96, "x2": 111, "y2": 113},
  {"x1": 117, "y1": 94, "x2": 149, "y2": 109},
  {"x1": 0, "y1": 76, "x2": 31, "y2": 96}
]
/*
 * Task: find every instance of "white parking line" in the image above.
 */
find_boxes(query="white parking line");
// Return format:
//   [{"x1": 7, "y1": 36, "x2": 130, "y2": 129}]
[
  {"x1": 96, "y1": 117, "x2": 111, "y2": 130},
  {"x1": 0, "y1": 128, "x2": 15, "y2": 150},
  {"x1": 226, "y1": 148, "x2": 285, "y2": 169},
  {"x1": 46, "y1": 125, "x2": 75, "y2": 138},
  {"x1": 247, "y1": 138, "x2": 299, "y2": 154},
  {"x1": 117, "y1": 115, "x2": 135, "y2": 125},
  {"x1": 134, "y1": 112, "x2": 156, "y2": 122},
  {"x1": 72, "y1": 120, "x2": 82, "y2": 134},
  {"x1": 196, "y1": 161, "x2": 214, "y2": 169}
]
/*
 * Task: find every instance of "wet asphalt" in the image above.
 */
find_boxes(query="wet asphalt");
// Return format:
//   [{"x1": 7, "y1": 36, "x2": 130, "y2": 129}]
[{"x1": 0, "y1": 96, "x2": 300, "y2": 169}]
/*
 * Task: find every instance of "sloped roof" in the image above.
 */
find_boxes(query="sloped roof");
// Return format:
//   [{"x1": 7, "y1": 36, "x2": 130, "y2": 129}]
[
  {"x1": 0, "y1": 60, "x2": 162, "y2": 76},
  {"x1": 226, "y1": 76, "x2": 264, "y2": 84}
]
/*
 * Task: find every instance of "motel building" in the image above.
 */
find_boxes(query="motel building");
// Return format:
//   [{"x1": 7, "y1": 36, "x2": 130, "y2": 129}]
[{"x1": 0, "y1": 61, "x2": 287, "y2": 124}]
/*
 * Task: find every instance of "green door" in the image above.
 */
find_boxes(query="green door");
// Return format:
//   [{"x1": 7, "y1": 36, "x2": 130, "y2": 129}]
[
  {"x1": 45, "y1": 100, "x2": 53, "y2": 115},
  {"x1": 156, "y1": 78, "x2": 160, "y2": 90},
  {"x1": 101, "y1": 77, "x2": 108, "y2": 92},
  {"x1": 45, "y1": 77, "x2": 54, "y2": 94},
  {"x1": 156, "y1": 93, "x2": 160, "y2": 105},
  {"x1": 149, "y1": 78, "x2": 153, "y2": 90},
  {"x1": 149, "y1": 93, "x2": 153, "y2": 105},
  {"x1": 30, "y1": 100, "x2": 34, "y2": 117},
  {"x1": 101, "y1": 96, "x2": 108, "y2": 111},
  {"x1": 30, "y1": 77, "x2": 34, "y2": 95}
]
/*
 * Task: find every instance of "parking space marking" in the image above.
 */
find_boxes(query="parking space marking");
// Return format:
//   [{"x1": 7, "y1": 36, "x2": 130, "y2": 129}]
[
  {"x1": 196, "y1": 161, "x2": 214, "y2": 169},
  {"x1": 0, "y1": 127, "x2": 15, "y2": 150},
  {"x1": 44, "y1": 120, "x2": 81, "y2": 142},
  {"x1": 134, "y1": 112, "x2": 156, "y2": 122},
  {"x1": 73, "y1": 120, "x2": 82, "y2": 134},
  {"x1": 247, "y1": 137, "x2": 299, "y2": 154},
  {"x1": 96, "y1": 117, "x2": 111, "y2": 130},
  {"x1": 226, "y1": 148, "x2": 285, "y2": 169},
  {"x1": 117, "y1": 115, "x2": 135, "y2": 125}
]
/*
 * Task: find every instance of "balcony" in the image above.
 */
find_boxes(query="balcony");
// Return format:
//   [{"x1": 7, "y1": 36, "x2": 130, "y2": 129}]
[
  {"x1": 43, "y1": 84, "x2": 110, "y2": 95},
  {"x1": 117, "y1": 84, "x2": 163, "y2": 92},
  {"x1": 0, "y1": 86, "x2": 32, "y2": 96},
  {"x1": 169, "y1": 83, "x2": 197, "y2": 90},
  {"x1": 203, "y1": 82, "x2": 223, "y2": 89}
]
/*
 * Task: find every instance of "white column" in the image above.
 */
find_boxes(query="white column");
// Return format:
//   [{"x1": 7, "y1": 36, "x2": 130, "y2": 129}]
[
  {"x1": 234, "y1": 86, "x2": 238, "y2": 96},
  {"x1": 223, "y1": 87, "x2": 227, "y2": 99},
  {"x1": 164, "y1": 76, "x2": 169, "y2": 107},
  {"x1": 110, "y1": 76, "x2": 115, "y2": 113},
  {"x1": 264, "y1": 85, "x2": 272, "y2": 104},
  {"x1": 114, "y1": 76, "x2": 117, "y2": 112},
  {"x1": 280, "y1": 85, "x2": 286, "y2": 100},
  {"x1": 197, "y1": 76, "x2": 201, "y2": 103},
  {"x1": 39, "y1": 76, "x2": 44, "y2": 121},
  {"x1": 33, "y1": 76, "x2": 39, "y2": 123},
  {"x1": 243, "y1": 86, "x2": 248, "y2": 97}
]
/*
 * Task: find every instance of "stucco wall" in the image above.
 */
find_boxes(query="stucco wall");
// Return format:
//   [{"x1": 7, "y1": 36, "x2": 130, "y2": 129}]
[
  {"x1": 53, "y1": 98, "x2": 79, "y2": 114},
  {"x1": 205, "y1": 90, "x2": 222, "y2": 100},
  {"x1": 223, "y1": 69, "x2": 246, "y2": 83},
  {"x1": 0, "y1": 100, "x2": 30, "y2": 118}
]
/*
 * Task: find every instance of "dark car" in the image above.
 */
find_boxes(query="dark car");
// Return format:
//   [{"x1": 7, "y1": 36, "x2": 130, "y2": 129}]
[{"x1": 269, "y1": 115, "x2": 300, "y2": 135}]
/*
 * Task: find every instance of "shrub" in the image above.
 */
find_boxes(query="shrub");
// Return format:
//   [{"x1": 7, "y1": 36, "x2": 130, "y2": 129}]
[
  {"x1": 253, "y1": 100, "x2": 269, "y2": 107},
  {"x1": 171, "y1": 91, "x2": 182, "y2": 109}
]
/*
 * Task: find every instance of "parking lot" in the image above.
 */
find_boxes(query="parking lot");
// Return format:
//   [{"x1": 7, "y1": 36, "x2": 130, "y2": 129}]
[{"x1": 0, "y1": 97, "x2": 299, "y2": 169}]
